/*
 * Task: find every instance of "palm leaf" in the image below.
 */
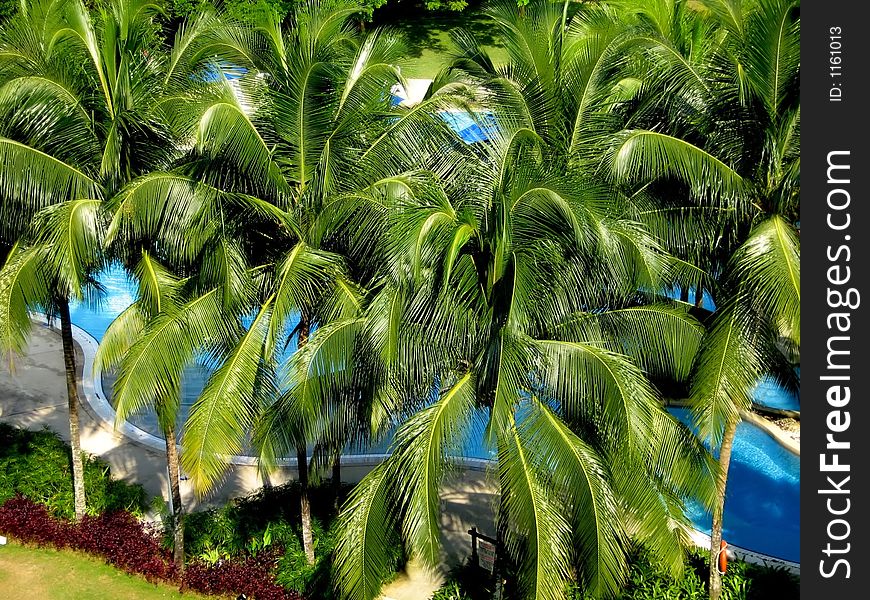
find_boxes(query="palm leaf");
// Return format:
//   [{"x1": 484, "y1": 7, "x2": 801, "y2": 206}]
[
  {"x1": 522, "y1": 400, "x2": 628, "y2": 597},
  {"x1": 182, "y1": 297, "x2": 275, "y2": 494},
  {"x1": 607, "y1": 129, "x2": 745, "y2": 201},
  {"x1": 333, "y1": 463, "x2": 400, "y2": 600},
  {"x1": 499, "y1": 413, "x2": 574, "y2": 600},
  {"x1": 0, "y1": 246, "x2": 52, "y2": 357},
  {"x1": 389, "y1": 372, "x2": 476, "y2": 566},
  {"x1": 111, "y1": 287, "x2": 223, "y2": 428},
  {"x1": 731, "y1": 215, "x2": 799, "y2": 345},
  {"x1": 0, "y1": 137, "x2": 99, "y2": 240},
  {"x1": 688, "y1": 301, "x2": 765, "y2": 445}
]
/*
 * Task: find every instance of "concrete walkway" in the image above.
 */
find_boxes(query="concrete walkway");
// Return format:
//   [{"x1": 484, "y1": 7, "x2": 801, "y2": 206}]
[{"x1": 0, "y1": 322, "x2": 498, "y2": 599}]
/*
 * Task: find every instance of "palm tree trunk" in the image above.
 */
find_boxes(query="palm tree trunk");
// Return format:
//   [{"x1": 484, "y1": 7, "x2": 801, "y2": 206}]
[
  {"x1": 332, "y1": 450, "x2": 341, "y2": 512},
  {"x1": 695, "y1": 285, "x2": 706, "y2": 308},
  {"x1": 297, "y1": 315, "x2": 315, "y2": 565},
  {"x1": 709, "y1": 418, "x2": 737, "y2": 600},
  {"x1": 164, "y1": 423, "x2": 184, "y2": 574},
  {"x1": 297, "y1": 445, "x2": 315, "y2": 565},
  {"x1": 58, "y1": 299, "x2": 87, "y2": 520},
  {"x1": 492, "y1": 479, "x2": 508, "y2": 598}
]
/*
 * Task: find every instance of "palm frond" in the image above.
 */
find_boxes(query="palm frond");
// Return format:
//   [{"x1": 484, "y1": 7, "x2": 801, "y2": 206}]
[
  {"x1": 521, "y1": 400, "x2": 628, "y2": 597},
  {"x1": 94, "y1": 301, "x2": 146, "y2": 373},
  {"x1": 731, "y1": 215, "x2": 799, "y2": 345},
  {"x1": 688, "y1": 301, "x2": 765, "y2": 445},
  {"x1": 333, "y1": 463, "x2": 401, "y2": 600},
  {"x1": 182, "y1": 298, "x2": 274, "y2": 494},
  {"x1": 0, "y1": 137, "x2": 100, "y2": 240},
  {"x1": 499, "y1": 413, "x2": 574, "y2": 600},
  {"x1": 0, "y1": 246, "x2": 51, "y2": 356},
  {"x1": 606, "y1": 129, "x2": 745, "y2": 201},
  {"x1": 111, "y1": 287, "x2": 223, "y2": 429},
  {"x1": 559, "y1": 304, "x2": 705, "y2": 382},
  {"x1": 389, "y1": 372, "x2": 476, "y2": 566}
]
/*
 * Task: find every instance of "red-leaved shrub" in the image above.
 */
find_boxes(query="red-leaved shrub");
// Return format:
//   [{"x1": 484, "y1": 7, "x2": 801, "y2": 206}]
[
  {"x1": 183, "y1": 551, "x2": 302, "y2": 600},
  {"x1": 0, "y1": 496, "x2": 174, "y2": 582},
  {"x1": 1, "y1": 496, "x2": 302, "y2": 598},
  {"x1": 0, "y1": 495, "x2": 68, "y2": 546},
  {"x1": 74, "y1": 511, "x2": 176, "y2": 582}
]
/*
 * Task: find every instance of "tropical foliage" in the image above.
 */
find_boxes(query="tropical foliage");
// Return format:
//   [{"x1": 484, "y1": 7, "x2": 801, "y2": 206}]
[
  {"x1": 0, "y1": 1, "x2": 799, "y2": 599},
  {"x1": 0, "y1": 0, "x2": 238, "y2": 562},
  {"x1": 593, "y1": 0, "x2": 800, "y2": 596},
  {"x1": 0, "y1": 423, "x2": 148, "y2": 519}
]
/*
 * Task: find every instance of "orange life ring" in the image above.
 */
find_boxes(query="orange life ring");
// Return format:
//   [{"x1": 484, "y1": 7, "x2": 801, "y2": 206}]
[{"x1": 718, "y1": 540, "x2": 728, "y2": 574}]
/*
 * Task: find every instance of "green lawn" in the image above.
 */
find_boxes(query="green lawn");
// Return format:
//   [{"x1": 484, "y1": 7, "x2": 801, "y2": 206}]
[
  {"x1": 0, "y1": 542, "x2": 215, "y2": 600},
  {"x1": 372, "y1": 2, "x2": 509, "y2": 78}
]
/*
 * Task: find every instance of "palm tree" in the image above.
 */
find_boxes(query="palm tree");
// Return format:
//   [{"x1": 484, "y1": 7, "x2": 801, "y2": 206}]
[
  {"x1": 599, "y1": 1, "x2": 800, "y2": 597},
  {"x1": 0, "y1": 203, "x2": 104, "y2": 521},
  {"x1": 94, "y1": 250, "x2": 235, "y2": 572},
  {"x1": 276, "y1": 3, "x2": 723, "y2": 598},
  {"x1": 100, "y1": 0, "x2": 447, "y2": 565},
  {"x1": 0, "y1": 0, "x2": 225, "y2": 538},
  {"x1": 319, "y1": 128, "x2": 720, "y2": 598},
  {"x1": 0, "y1": 0, "x2": 146, "y2": 519},
  {"x1": 0, "y1": 0, "x2": 111, "y2": 520}
]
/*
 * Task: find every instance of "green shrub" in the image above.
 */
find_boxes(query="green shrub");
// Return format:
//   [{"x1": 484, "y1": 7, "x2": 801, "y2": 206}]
[
  {"x1": 566, "y1": 550, "x2": 799, "y2": 600},
  {"x1": 184, "y1": 481, "x2": 338, "y2": 556},
  {"x1": 167, "y1": 0, "x2": 298, "y2": 22},
  {"x1": 275, "y1": 518, "x2": 337, "y2": 595},
  {"x1": 183, "y1": 480, "x2": 359, "y2": 598},
  {"x1": 0, "y1": 423, "x2": 148, "y2": 519},
  {"x1": 435, "y1": 547, "x2": 799, "y2": 600},
  {"x1": 433, "y1": 580, "x2": 475, "y2": 600},
  {"x1": 182, "y1": 479, "x2": 405, "y2": 598}
]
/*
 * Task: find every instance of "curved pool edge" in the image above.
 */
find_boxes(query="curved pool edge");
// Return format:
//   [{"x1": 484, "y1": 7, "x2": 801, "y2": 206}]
[
  {"x1": 740, "y1": 410, "x2": 800, "y2": 456},
  {"x1": 62, "y1": 316, "x2": 494, "y2": 473},
  {"x1": 61, "y1": 317, "x2": 799, "y2": 570},
  {"x1": 751, "y1": 403, "x2": 800, "y2": 421},
  {"x1": 666, "y1": 398, "x2": 800, "y2": 456},
  {"x1": 687, "y1": 529, "x2": 800, "y2": 575}
]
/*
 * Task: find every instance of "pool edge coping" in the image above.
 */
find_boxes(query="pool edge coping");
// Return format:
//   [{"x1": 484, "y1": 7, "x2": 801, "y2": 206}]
[
  {"x1": 740, "y1": 409, "x2": 800, "y2": 456},
  {"x1": 687, "y1": 529, "x2": 800, "y2": 575}
]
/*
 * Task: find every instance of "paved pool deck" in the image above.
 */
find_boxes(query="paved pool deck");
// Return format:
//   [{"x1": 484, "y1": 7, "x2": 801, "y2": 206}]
[{"x1": 0, "y1": 322, "x2": 499, "y2": 599}]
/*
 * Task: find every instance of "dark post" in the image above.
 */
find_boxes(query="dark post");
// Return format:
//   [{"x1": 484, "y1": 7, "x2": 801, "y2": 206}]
[{"x1": 468, "y1": 527, "x2": 479, "y2": 566}]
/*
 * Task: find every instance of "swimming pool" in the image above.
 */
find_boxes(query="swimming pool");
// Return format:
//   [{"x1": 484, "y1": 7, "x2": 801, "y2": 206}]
[
  {"x1": 665, "y1": 285, "x2": 716, "y2": 312},
  {"x1": 70, "y1": 267, "x2": 799, "y2": 562},
  {"x1": 669, "y1": 408, "x2": 800, "y2": 562}
]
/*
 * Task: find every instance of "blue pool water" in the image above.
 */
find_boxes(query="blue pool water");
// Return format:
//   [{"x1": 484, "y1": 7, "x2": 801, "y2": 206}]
[
  {"x1": 387, "y1": 96, "x2": 496, "y2": 144},
  {"x1": 200, "y1": 65, "x2": 246, "y2": 82},
  {"x1": 69, "y1": 266, "x2": 493, "y2": 455},
  {"x1": 669, "y1": 407, "x2": 800, "y2": 562},
  {"x1": 752, "y1": 374, "x2": 800, "y2": 412},
  {"x1": 438, "y1": 111, "x2": 497, "y2": 143},
  {"x1": 69, "y1": 266, "x2": 137, "y2": 340},
  {"x1": 69, "y1": 266, "x2": 213, "y2": 435},
  {"x1": 71, "y1": 267, "x2": 799, "y2": 561}
]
